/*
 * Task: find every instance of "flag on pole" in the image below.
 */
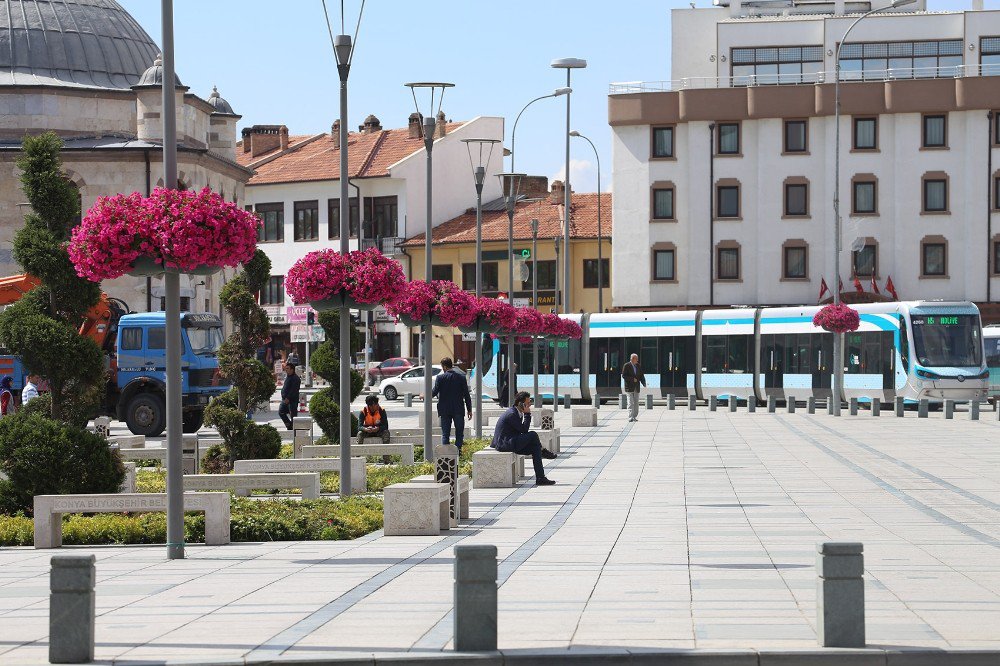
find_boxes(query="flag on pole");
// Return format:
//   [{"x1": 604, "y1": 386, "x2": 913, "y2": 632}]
[
  {"x1": 870, "y1": 274, "x2": 880, "y2": 295},
  {"x1": 838, "y1": 277, "x2": 844, "y2": 294},
  {"x1": 853, "y1": 276, "x2": 864, "y2": 294},
  {"x1": 818, "y1": 278, "x2": 829, "y2": 303},
  {"x1": 886, "y1": 275, "x2": 899, "y2": 301}
]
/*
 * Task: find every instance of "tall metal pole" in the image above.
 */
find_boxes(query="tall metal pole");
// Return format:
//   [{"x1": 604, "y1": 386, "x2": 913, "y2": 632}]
[
  {"x1": 563, "y1": 69, "x2": 572, "y2": 315},
  {"x1": 161, "y1": 0, "x2": 183, "y2": 560},
  {"x1": 474, "y1": 169, "x2": 484, "y2": 439},
  {"x1": 553, "y1": 236, "x2": 560, "y2": 412},
  {"x1": 570, "y1": 132, "x2": 602, "y2": 312},
  {"x1": 531, "y1": 219, "x2": 539, "y2": 401},
  {"x1": 506, "y1": 198, "x2": 516, "y2": 408},
  {"x1": 423, "y1": 116, "x2": 436, "y2": 462},
  {"x1": 336, "y1": 34, "x2": 353, "y2": 494}
]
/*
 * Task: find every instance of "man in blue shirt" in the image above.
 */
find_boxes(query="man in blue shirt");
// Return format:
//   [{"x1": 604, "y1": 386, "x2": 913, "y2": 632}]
[
  {"x1": 432, "y1": 357, "x2": 472, "y2": 452},
  {"x1": 491, "y1": 391, "x2": 556, "y2": 486}
]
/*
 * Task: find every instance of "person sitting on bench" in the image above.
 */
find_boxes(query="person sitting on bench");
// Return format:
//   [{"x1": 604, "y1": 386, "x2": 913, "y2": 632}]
[
  {"x1": 358, "y1": 394, "x2": 391, "y2": 463},
  {"x1": 491, "y1": 391, "x2": 556, "y2": 486}
]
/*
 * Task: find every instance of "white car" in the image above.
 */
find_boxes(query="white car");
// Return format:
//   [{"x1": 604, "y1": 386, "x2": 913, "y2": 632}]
[{"x1": 378, "y1": 365, "x2": 466, "y2": 401}]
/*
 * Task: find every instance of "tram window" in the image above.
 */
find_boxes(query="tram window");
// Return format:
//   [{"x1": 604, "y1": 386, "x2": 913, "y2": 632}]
[
  {"x1": 899, "y1": 315, "x2": 909, "y2": 371},
  {"x1": 641, "y1": 337, "x2": 658, "y2": 373},
  {"x1": 986, "y1": 337, "x2": 1000, "y2": 368},
  {"x1": 846, "y1": 333, "x2": 863, "y2": 374},
  {"x1": 703, "y1": 335, "x2": 751, "y2": 373}
]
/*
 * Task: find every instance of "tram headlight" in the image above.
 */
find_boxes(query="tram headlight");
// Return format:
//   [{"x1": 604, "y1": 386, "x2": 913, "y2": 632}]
[{"x1": 915, "y1": 368, "x2": 941, "y2": 380}]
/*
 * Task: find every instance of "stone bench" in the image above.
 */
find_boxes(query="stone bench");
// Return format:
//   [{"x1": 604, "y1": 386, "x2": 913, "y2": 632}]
[
  {"x1": 34, "y1": 492, "x2": 230, "y2": 549},
  {"x1": 183, "y1": 472, "x2": 321, "y2": 499},
  {"x1": 234, "y1": 457, "x2": 367, "y2": 494},
  {"x1": 120, "y1": 462, "x2": 136, "y2": 493},
  {"x1": 302, "y1": 443, "x2": 414, "y2": 465},
  {"x1": 538, "y1": 428, "x2": 561, "y2": 454},
  {"x1": 571, "y1": 407, "x2": 598, "y2": 427},
  {"x1": 383, "y1": 481, "x2": 451, "y2": 536},
  {"x1": 419, "y1": 411, "x2": 488, "y2": 429},
  {"x1": 531, "y1": 408, "x2": 555, "y2": 430},
  {"x1": 472, "y1": 449, "x2": 522, "y2": 488},
  {"x1": 412, "y1": 474, "x2": 470, "y2": 523},
  {"x1": 108, "y1": 435, "x2": 145, "y2": 449},
  {"x1": 116, "y1": 446, "x2": 167, "y2": 466},
  {"x1": 389, "y1": 427, "x2": 442, "y2": 438}
]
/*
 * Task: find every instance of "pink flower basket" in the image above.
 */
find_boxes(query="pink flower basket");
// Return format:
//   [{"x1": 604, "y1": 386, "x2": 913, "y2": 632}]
[
  {"x1": 461, "y1": 297, "x2": 518, "y2": 334},
  {"x1": 511, "y1": 307, "x2": 546, "y2": 338},
  {"x1": 286, "y1": 248, "x2": 406, "y2": 311},
  {"x1": 386, "y1": 280, "x2": 478, "y2": 327},
  {"x1": 68, "y1": 188, "x2": 259, "y2": 281},
  {"x1": 539, "y1": 314, "x2": 583, "y2": 339},
  {"x1": 812, "y1": 303, "x2": 860, "y2": 333}
]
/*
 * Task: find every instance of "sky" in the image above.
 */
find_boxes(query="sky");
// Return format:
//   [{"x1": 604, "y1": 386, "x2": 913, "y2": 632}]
[{"x1": 119, "y1": 0, "x2": 994, "y2": 194}]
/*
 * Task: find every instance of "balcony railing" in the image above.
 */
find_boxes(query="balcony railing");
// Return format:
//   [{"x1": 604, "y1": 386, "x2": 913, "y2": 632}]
[
  {"x1": 609, "y1": 63, "x2": 1000, "y2": 94},
  {"x1": 361, "y1": 236, "x2": 403, "y2": 255}
]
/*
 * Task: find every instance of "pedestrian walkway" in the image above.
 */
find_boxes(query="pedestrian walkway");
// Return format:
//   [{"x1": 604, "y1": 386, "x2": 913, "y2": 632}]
[{"x1": 2, "y1": 406, "x2": 1000, "y2": 664}]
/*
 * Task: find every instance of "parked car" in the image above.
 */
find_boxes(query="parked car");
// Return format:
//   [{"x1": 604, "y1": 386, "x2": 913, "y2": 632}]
[
  {"x1": 367, "y1": 357, "x2": 416, "y2": 385},
  {"x1": 379, "y1": 365, "x2": 467, "y2": 401}
]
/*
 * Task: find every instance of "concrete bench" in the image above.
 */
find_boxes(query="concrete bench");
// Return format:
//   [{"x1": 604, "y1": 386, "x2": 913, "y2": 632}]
[
  {"x1": 419, "y1": 411, "x2": 489, "y2": 429},
  {"x1": 412, "y1": 474, "x2": 470, "y2": 523},
  {"x1": 531, "y1": 408, "x2": 554, "y2": 430},
  {"x1": 302, "y1": 443, "x2": 414, "y2": 465},
  {"x1": 472, "y1": 449, "x2": 521, "y2": 488},
  {"x1": 108, "y1": 435, "x2": 145, "y2": 449},
  {"x1": 383, "y1": 481, "x2": 451, "y2": 536},
  {"x1": 234, "y1": 457, "x2": 367, "y2": 494},
  {"x1": 34, "y1": 492, "x2": 230, "y2": 549},
  {"x1": 183, "y1": 472, "x2": 321, "y2": 499},
  {"x1": 389, "y1": 427, "x2": 442, "y2": 438},
  {"x1": 571, "y1": 407, "x2": 598, "y2": 427},
  {"x1": 116, "y1": 446, "x2": 167, "y2": 466},
  {"x1": 119, "y1": 462, "x2": 136, "y2": 493},
  {"x1": 538, "y1": 428, "x2": 560, "y2": 454}
]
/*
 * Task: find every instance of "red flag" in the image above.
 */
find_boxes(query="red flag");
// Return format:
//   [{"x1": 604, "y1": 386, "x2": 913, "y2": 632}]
[
  {"x1": 870, "y1": 274, "x2": 880, "y2": 295},
  {"x1": 838, "y1": 277, "x2": 844, "y2": 294},
  {"x1": 853, "y1": 276, "x2": 864, "y2": 294},
  {"x1": 818, "y1": 278, "x2": 829, "y2": 303},
  {"x1": 885, "y1": 275, "x2": 899, "y2": 301}
]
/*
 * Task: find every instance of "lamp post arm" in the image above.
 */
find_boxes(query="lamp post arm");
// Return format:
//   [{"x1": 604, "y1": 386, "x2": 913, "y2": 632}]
[
  {"x1": 573, "y1": 133, "x2": 602, "y2": 312},
  {"x1": 511, "y1": 93, "x2": 555, "y2": 174}
]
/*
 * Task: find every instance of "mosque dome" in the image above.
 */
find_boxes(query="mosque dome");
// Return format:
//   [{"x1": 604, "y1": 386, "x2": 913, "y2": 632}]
[{"x1": 207, "y1": 86, "x2": 236, "y2": 115}]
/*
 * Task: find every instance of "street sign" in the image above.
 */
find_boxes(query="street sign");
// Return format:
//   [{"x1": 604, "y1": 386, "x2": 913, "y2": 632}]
[
  {"x1": 462, "y1": 332, "x2": 477, "y2": 342},
  {"x1": 513, "y1": 297, "x2": 530, "y2": 307},
  {"x1": 290, "y1": 324, "x2": 325, "y2": 343}
]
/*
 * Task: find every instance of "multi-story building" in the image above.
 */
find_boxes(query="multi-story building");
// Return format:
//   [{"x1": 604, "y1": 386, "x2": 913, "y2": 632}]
[
  {"x1": 610, "y1": 0, "x2": 1000, "y2": 320},
  {"x1": 238, "y1": 114, "x2": 504, "y2": 360},
  {"x1": 402, "y1": 177, "x2": 611, "y2": 368}
]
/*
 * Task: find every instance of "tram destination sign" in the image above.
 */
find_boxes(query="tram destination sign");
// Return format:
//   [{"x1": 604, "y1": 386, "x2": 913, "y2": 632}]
[{"x1": 912, "y1": 315, "x2": 962, "y2": 326}]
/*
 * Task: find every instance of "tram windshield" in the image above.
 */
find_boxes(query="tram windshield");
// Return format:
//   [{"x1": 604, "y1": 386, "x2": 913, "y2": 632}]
[{"x1": 910, "y1": 314, "x2": 982, "y2": 367}]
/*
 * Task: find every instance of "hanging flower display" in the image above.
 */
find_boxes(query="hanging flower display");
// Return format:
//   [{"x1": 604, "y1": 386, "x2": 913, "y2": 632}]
[
  {"x1": 460, "y1": 296, "x2": 518, "y2": 334},
  {"x1": 812, "y1": 303, "x2": 860, "y2": 333},
  {"x1": 387, "y1": 280, "x2": 478, "y2": 327},
  {"x1": 286, "y1": 247, "x2": 405, "y2": 311},
  {"x1": 68, "y1": 187, "x2": 259, "y2": 281},
  {"x1": 512, "y1": 307, "x2": 546, "y2": 337},
  {"x1": 539, "y1": 314, "x2": 583, "y2": 339}
]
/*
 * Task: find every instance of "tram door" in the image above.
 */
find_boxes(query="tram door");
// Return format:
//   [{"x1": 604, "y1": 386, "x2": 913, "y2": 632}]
[
  {"x1": 760, "y1": 334, "x2": 785, "y2": 399},
  {"x1": 660, "y1": 336, "x2": 694, "y2": 396},
  {"x1": 590, "y1": 337, "x2": 623, "y2": 398},
  {"x1": 812, "y1": 334, "x2": 833, "y2": 395}
]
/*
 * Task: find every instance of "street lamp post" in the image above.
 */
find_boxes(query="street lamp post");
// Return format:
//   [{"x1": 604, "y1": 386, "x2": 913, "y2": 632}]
[
  {"x1": 531, "y1": 218, "x2": 539, "y2": 404},
  {"x1": 551, "y1": 58, "x2": 586, "y2": 315},
  {"x1": 831, "y1": 0, "x2": 913, "y2": 416},
  {"x1": 569, "y1": 130, "x2": 603, "y2": 312},
  {"x1": 510, "y1": 88, "x2": 571, "y2": 174},
  {"x1": 553, "y1": 235, "x2": 561, "y2": 412},
  {"x1": 499, "y1": 173, "x2": 526, "y2": 409},
  {"x1": 405, "y1": 82, "x2": 454, "y2": 463},
  {"x1": 461, "y1": 138, "x2": 500, "y2": 439}
]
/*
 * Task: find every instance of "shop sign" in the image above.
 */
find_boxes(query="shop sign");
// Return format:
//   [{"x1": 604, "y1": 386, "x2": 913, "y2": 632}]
[
  {"x1": 290, "y1": 324, "x2": 325, "y2": 343},
  {"x1": 264, "y1": 306, "x2": 286, "y2": 325}
]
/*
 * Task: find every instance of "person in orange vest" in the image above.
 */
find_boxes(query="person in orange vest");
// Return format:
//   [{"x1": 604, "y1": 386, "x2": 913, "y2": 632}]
[{"x1": 358, "y1": 394, "x2": 391, "y2": 462}]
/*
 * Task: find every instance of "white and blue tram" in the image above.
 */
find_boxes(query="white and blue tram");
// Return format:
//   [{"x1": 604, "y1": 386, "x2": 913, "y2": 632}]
[{"x1": 478, "y1": 302, "x2": 986, "y2": 405}]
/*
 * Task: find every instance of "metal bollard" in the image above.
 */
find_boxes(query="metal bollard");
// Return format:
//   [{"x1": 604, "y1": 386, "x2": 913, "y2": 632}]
[
  {"x1": 816, "y1": 542, "x2": 865, "y2": 648},
  {"x1": 592, "y1": 394, "x2": 600, "y2": 409},
  {"x1": 645, "y1": 393, "x2": 653, "y2": 410},
  {"x1": 709, "y1": 395, "x2": 717, "y2": 411},
  {"x1": 454, "y1": 545, "x2": 498, "y2": 652},
  {"x1": 808, "y1": 396, "x2": 816, "y2": 414},
  {"x1": 944, "y1": 399, "x2": 954, "y2": 419},
  {"x1": 787, "y1": 396, "x2": 796, "y2": 413},
  {"x1": 729, "y1": 397, "x2": 738, "y2": 412},
  {"x1": 667, "y1": 394, "x2": 676, "y2": 410},
  {"x1": 971, "y1": 400, "x2": 980, "y2": 421},
  {"x1": 895, "y1": 396, "x2": 904, "y2": 417},
  {"x1": 748, "y1": 399, "x2": 756, "y2": 413},
  {"x1": 918, "y1": 399, "x2": 929, "y2": 418},
  {"x1": 535, "y1": 394, "x2": 543, "y2": 410},
  {"x1": 827, "y1": 398, "x2": 835, "y2": 415},
  {"x1": 50, "y1": 555, "x2": 96, "y2": 664},
  {"x1": 564, "y1": 394, "x2": 571, "y2": 409},
  {"x1": 688, "y1": 395, "x2": 697, "y2": 411},
  {"x1": 849, "y1": 398, "x2": 858, "y2": 416},
  {"x1": 871, "y1": 401, "x2": 880, "y2": 417},
  {"x1": 767, "y1": 395, "x2": 776, "y2": 413},
  {"x1": 619, "y1": 394, "x2": 627, "y2": 409},
  {"x1": 404, "y1": 393, "x2": 413, "y2": 407}
]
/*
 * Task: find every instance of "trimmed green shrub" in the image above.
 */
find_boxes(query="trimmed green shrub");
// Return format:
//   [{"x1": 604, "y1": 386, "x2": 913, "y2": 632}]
[
  {"x1": 309, "y1": 309, "x2": 363, "y2": 442},
  {"x1": 309, "y1": 390, "x2": 359, "y2": 442}
]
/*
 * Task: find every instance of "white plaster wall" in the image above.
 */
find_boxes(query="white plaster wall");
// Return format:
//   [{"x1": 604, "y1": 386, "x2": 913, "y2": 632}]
[
  {"x1": 671, "y1": 8, "x2": 727, "y2": 81},
  {"x1": 611, "y1": 125, "x2": 652, "y2": 308}
]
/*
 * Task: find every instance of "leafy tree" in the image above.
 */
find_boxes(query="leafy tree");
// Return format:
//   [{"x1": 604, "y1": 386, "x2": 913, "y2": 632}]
[{"x1": 309, "y1": 309, "x2": 362, "y2": 440}]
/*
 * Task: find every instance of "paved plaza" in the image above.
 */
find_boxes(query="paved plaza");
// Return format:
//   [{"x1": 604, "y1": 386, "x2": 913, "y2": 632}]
[{"x1": 2, "y1": 403, "x2": 1000, "y2": 664}]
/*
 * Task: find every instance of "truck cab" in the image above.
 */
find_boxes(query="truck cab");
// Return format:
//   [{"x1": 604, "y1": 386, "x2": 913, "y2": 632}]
[{"x1": 114, "y1": 312, "x2": 229, "y2": 436}]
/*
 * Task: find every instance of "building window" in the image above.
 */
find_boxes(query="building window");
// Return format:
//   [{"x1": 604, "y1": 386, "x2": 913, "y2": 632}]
[
  {"x1": 293, "y1": 200, "x2": 319, "y2": 241},
  {"x1": 529, "y1": 260, "x2": 557, "y2": 290},
  {"x1": 431, "y1": 264, "x2": 453, "y2": 282},
  {"x1": 783, "y1": 120, "x2": 807, "y2": 153},
  {"x1": 730, "y1": 45, "x2": 824, "y2": 86},
  {"x1": 462, "y1": 262, "x2": 498, "y2": 294},
  {"x1": 853, "y1": 242, "x2": 877, "y2": 278},
  {"x1": 993, "y1": 240, "x2": 1000, "y2": 274},
  {"x1": 922, "y1": 114, "x2": 946, "y2": 148},
  {"x1": 328, "y1": 197, "x2": 360, "y2": 239},
  {"x1": 853, "y1": 117, "x2": 877, "y2": 150},
  {"x1": 852, "y1": 180, "x2": 877, "y2": 214},
  {"x1": 923, "y1": 178, "x2": 947, "y2": 212},
  {"x1": 260, "y1": 276, "x2": 285, "y2": 305},
  {"x1": 255, "y1": 203, "x2": 283, "y2": 242},
  {"x1": 653, "y1": 249, "x2": 675, "y2": 281},
  {"x1": 583, "y1": 258, "x2": 610, "y2": 288},
  {"x1": 716, "y1": 185, "x2": 740, "y2": 218},
  {"x1": 839, "y1": 39, "x2": 963, "y2": 81},
  {"x1": 981, "y1": 36, "x2": 1000, "y2": 75},
  {"x1": 784, "y1": 183, "x2": 808, "y2": 217},
  {"x1": 921, "y1": 241, "x2": 946, "y2": 276},
  {"x1": 652, "y1": 127, "x2": 674, "y2": 158},
  {"x1": 717, "y1": 246, "x2": 740, "y2": 280},
  {"x1": 717, "y1": 123, "x2": 740, "y2": 155},
  {"x1": 369, "y1": 195, "x2": 399, "y2": 238},
  {"x1": 653, "y1": 188, "x2": 674, "y2": 220},
  {"x1": 995, "y1": 176, "x2": 1000, "y2": 209},
  {"x1": 783, "y1": 245, "x2": 807, "y2": 279}
]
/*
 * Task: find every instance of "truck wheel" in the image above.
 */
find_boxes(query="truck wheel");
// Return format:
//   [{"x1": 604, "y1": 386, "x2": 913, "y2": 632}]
[
  {"x1": 182, "y1": 409, "x2": 204, "y2": 434},
  {"x1": 125, "y1": 393, "x2": 165, "y2": 437}
]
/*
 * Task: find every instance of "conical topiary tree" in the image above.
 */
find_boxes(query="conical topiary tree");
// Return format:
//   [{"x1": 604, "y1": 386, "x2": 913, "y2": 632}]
[{"x1": 309, "y1": 309, "x2": 363, "y2": 441}]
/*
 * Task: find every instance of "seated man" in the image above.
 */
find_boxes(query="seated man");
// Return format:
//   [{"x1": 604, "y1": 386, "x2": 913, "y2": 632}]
[
  {"x1": 491, "y1": 391, "x2": 556, "y2": 486},
  {"x1": 358, "y1": 394, "x2": 390, "y2": 446}
]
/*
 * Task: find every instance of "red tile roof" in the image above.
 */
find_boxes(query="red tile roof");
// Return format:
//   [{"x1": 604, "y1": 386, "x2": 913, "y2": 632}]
[
  {"x1": 240, "y1": 123, "x2": 465, "y2": 186},
  {"x1": 403, "y1": 193, "x2": 612, "y2": 246},
  {"x1": 235, "y1": 134, "x2": 315, "y2": 167}
]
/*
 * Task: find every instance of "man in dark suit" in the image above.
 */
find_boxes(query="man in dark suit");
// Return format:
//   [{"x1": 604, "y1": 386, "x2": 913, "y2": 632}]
[
  {"x1": 492, "y1": 391, "x2": 556, "y2": 486},
  {"x1": 432, "y1": 356, "x2": 472, "y2": 452},
  {"x1": 279, "y1": 363, "x2": 300, "y2": 430},
  {"x1": 621, "y1": 353, "x2": 646, "y2": 422}
]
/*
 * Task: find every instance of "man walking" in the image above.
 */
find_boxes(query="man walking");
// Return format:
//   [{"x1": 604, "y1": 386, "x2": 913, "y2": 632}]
[
  {"x1": 621, "y1": 353, "x2": 646, "y2": 422},
  {"x1": 278, "y1": 363, "x2": 300, "y2": 430},
  {"x1": 432, "y1": 357, "x2": 472, "y2": 452},
  {"x1": 492, "y1": 391, "x2": 556, "y2": 485}
]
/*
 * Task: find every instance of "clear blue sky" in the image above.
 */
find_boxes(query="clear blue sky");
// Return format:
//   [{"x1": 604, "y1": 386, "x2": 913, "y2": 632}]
[{"x1": 119, "y1": 0, "x2": 991, "y2": 194}]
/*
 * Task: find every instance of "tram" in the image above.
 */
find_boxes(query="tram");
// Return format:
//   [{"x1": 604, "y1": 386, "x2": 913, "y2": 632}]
[{"x1": 479, "y1": 302, "x2": 987, "y2": 405}]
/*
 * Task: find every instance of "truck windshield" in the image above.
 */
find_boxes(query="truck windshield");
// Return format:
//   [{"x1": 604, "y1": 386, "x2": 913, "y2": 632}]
[
  {"x1": 911, "y1": 314, "x2": 982, "y2": 368},
  {"x1": 187, "y1": 326, "x2": 224, "y2": 356}
]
